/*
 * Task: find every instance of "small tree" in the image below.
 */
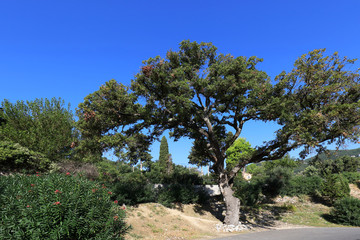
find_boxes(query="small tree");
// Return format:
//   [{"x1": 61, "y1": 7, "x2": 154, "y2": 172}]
[
  {"x1": 0, "y1": 98, "x2": 77, "y2": 162},
  {"x1": 78, "y1": 41, "x2": 360, "y2": 225}
]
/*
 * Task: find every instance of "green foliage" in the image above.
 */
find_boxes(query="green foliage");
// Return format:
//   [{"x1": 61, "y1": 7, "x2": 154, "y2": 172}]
[
  {"x1": 261, "y1": 166, "x2": 293, "y2": 199},
  {"x1": 341, "y1": 156, "x2": 360, "y2": 172},
  {"x1": 340, "y1": 172, "x2": 360, "y2": 184},
  {"x1": 77, "y1": 80, "x2": 152, "y2": 163},
  {"x1": 145, "y1": 162, "x2": 203, "y2": 185},
  {"x1": 330, "y1": 197, "x2": 360, "y2": 226},
  {"x1": 246, "y1": 163, "x2": 263, "y2": 175},
  {"x1": 96, "y1": 159, "x2": 124, "y2": 182},
  {"x1": 319, "y1": 173, "x2": 350, "y2": 205},
  {"x1": 157, "y1": 184, "x2": 207, "y2": 208},
  {"x1": 111, "y1": 167, "x2": 208, "y2": 207},
  {"x1": 280, "y1": 175, "x2": 323, "y2": 196},
  {"x1": 79, "y1": 41, "x2": 360, "y2": 224},
  {"x1": 302, "y1": 165, "x2": 320, "y2": 177},
  {"x1": 201, "y1": 173, "x2": 218, "y2": 185},
  {"x1": 233, "y1": 176, "x2": 263, "y2": 206},
  {"x1": 159, "y1": 136, "x2": 169, "y2": 166},
  {"x1": 0, "y1": 141, "x2": 50, "y2": 172},
  {"x1": 226, "y1": 138, "x2": 254, "y2": 171},
  {"x1": 262, "y1": 155, "x2": 299, "y2": 172},
  {"x1": 0, "y1": 173, "x2": 128, "y2": 239},
  {"x1": 307, "y1": 148, "x2": 360, "y2": 162},
  {"x1": 0, "y1": 98, "x2": 77, "y2": 162},
  {"x1": 112, "y1": 171, "x2": 156, "y2": 206},
  {"x1": 311, "y1": 155, "x2": 360, "y2": 175}
]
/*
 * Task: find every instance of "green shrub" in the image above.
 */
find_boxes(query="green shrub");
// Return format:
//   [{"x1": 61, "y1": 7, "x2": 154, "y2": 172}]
[
  {"x1": 341, "y1": 172, "x2": 360, "y2": 184},
  {"x1": 319, "y1": 173, "x2": 350, "y2": 205},
  {"x1": 201, "y1": 173, "x2": 218, "y2": 185},
  {"x1": 157, "y1": 184, "x2": 207, "y2": 208},
  {"x1": 0, "y1": 173, "x2": 128, "y2": 239},
  {"x1": 261, "y1": 166, "x2": 293, "y2": 199},
  {"x1": 0, "y1": 141, "x2": 50, "y2": 173},
  {"x1": 145, "y1": 162, "x2": 204, "y2": 185},
  {"x1": 112, "y1": 172, "x2": 156, "y2": 205},
  {"x1": 330, "y1": 197, "x2": 360, "y2": 226},
  {"x1": 233, "y1": 176, "x2": 263, "y2": 206},
  {"x1": 280, "y1": 175, "x2": 323, "y2": 196}
]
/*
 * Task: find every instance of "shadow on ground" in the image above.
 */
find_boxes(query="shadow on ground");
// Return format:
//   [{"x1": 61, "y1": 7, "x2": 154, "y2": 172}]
[{"x1": 192, "y1": 198, "x2": 226, "y2": 222}]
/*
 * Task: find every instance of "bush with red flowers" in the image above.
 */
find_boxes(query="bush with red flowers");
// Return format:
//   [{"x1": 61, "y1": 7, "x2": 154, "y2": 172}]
[{"x1": 0, "y1": 173, "x2": 129, "y2": 239}]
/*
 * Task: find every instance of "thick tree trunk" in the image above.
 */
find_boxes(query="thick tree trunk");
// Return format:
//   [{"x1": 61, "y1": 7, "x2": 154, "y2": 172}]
[{"x1": 219, "y1": 173, "x2": 240, "y2": 225}]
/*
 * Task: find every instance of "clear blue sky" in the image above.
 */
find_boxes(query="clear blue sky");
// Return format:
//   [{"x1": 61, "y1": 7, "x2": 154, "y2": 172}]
[{"x1": 1, "y1": 0, "x2": 359, "y2": 166}]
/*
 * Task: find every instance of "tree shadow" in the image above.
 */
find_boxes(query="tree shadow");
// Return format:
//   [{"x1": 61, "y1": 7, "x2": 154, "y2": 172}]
[
  {"x1": 193, "y1": 197, "x2": 225, "y2": 222},
  {"x1": 173, "y1": 202, "x2": 185, "y2": 212},
  {"x1": 321, "y1": 213, "x2": 336, "y2": 223},
  {"x1": 239, "y1": 205, "x2": 290, "y2": 229}
]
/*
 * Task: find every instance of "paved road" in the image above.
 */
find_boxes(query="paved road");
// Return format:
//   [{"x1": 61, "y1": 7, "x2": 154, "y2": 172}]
[{"x1": 214, "y1": 227, "x2": 360, "y2": 240}]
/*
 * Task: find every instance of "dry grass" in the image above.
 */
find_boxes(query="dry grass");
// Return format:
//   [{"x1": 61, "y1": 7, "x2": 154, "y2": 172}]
[
  {"x1": 124, "y1": 203, "x2": 239, "y2": 240},
  {"x1": 124, "y1": 184, "x2": 360, "y2": 239}
]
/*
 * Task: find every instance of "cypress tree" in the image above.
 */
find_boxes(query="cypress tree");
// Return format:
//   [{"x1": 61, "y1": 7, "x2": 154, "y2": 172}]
[{"x1": 159, "y1": 136, "x2": 169, "y2": 172}]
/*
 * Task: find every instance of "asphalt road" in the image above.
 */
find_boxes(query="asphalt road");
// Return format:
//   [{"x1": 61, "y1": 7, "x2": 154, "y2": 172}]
[{"x1": 213, "y1": 227, "x2": 360, "y2": 240}]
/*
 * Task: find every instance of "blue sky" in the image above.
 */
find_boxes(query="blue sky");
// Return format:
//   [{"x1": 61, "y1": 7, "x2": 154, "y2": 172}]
[{"x1": 1, "y1": 0, "x2": 359, "y2": 166}]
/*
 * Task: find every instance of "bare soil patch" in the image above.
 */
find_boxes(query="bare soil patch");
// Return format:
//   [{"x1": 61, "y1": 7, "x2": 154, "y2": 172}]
[{"x1": 350, "y1": 183, "x2": 360, "y2": 199}]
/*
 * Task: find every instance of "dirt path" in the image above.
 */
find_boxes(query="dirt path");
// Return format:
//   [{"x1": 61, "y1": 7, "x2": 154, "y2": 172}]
[{"x1": 350, "y1": 184, "x2": 360, "y2": 199}]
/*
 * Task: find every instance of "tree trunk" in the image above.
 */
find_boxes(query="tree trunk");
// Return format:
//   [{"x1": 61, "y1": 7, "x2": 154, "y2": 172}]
[{"x1": 219, "y1": 173, "x2": 240, "y2": 225}]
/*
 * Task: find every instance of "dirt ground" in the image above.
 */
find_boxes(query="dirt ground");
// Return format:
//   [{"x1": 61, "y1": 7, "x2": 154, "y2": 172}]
[
  {"x1": 350, "y1": 183, "x2": 360, "y2": 199},
  {"x1": 124, "y1": 202, "x2": 308, "y2": 240},
  {"x1": 125, "y1": 203, "x2": 232, "y2": 240},
  {"x1": 124, "y1": 183, "x2": 360, "y2": 240}
]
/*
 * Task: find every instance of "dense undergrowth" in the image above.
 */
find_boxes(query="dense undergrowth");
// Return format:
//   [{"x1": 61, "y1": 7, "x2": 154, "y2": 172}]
[{"x1": 0, "y1": 172, "x2": 128, "y2": 239}]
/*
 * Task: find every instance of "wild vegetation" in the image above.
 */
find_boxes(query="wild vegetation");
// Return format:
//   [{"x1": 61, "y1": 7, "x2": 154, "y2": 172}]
[{"x1": 1, "y1": 40, "x2": 360, "y2": 238}]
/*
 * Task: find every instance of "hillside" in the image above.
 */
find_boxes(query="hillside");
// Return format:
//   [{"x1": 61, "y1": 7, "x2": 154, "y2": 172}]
[
  {"x1": 306, "y1": 148, "x2": 360, "y2": 162},
  {"x1": 293, "y1": 147, "x2": 360, "y2": 173}
]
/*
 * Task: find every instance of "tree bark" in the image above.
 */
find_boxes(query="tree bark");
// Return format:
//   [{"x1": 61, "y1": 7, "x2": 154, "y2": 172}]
[{"x1": 219, "y1": 172, "x2": 240, "y2": 225}]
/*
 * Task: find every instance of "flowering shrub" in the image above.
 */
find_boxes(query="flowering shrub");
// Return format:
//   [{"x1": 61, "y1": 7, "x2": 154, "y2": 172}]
[{"x1": 0, "y1": 173, "x2": 128, "y2": 239}]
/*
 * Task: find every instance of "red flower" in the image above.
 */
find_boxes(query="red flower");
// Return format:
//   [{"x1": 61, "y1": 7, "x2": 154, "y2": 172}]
[
  {"x1": 54, "y1": 189, "x2": 62, "y2": 194},
  {"x1": 91, "y1": 188, "x2": 98, "y2": 193},
  {"x1": 108, "y1": 191, "x2": 112, "y2": 195},
  {"x1": 113, "y1": 215, "x2": 119, "y2": 221},
  {"x1": 114, "y1": 200, "x2": 118, "y2": 204},
  {"x1": 27, "y1": 205, "x2": 30, "y2": 208},
  {"x1": 36, "y1": 174, "x2": 40, "y2": 177},
  {"x1": 66, "y1": 172, "x2": 71, "y2": 176},
  {"x1": 30, "y1": 184, "x2": 35, "y2": 187},
  {"x1": 53, "y1": 201, "x2": 61, "y2": 205}
]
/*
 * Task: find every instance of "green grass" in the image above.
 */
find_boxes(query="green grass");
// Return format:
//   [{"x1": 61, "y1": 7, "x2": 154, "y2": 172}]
[{"x1": 280, "y1": 203, "x2": 343, "y2": 227}]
